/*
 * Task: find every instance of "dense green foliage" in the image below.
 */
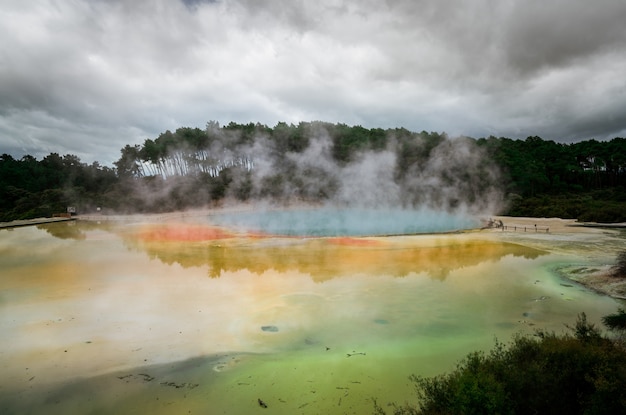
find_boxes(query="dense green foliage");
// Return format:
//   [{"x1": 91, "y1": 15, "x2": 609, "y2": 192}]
[
  {"x1": 374, "y1": 313, "x2": 626, "y2": 415},
  {"x1": 1, "y1": 121, "x2": 625, "y2": 221},
  {"x1": 479, "y1": 136, "x2": 626, "y2": 222},
  {"x1": 0, "y1": 153, "x2": 116, "y2": 221},
  {"x1": 603, "y1": 308, "x2": 626, "y2": 333}
]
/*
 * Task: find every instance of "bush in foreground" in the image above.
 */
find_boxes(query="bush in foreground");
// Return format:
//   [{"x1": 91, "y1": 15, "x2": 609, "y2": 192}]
[
  {"x1": 603, "y1": 308, "x2": 626, "y2": 334},
  {"x1": 611, "y1": 251, "x2": 626, "y2": 279},
  {"x1": 374, "y1": 313, "x2": 626, "y2": 415}
]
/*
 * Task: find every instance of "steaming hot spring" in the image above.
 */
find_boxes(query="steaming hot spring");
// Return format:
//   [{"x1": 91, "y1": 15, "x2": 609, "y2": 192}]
[
  {"x1": 203, "y1": 207, "x2": 480, "y2": 237},
  {"x1": 1, "y1": 207, "x2": 624, "y2": 415}
]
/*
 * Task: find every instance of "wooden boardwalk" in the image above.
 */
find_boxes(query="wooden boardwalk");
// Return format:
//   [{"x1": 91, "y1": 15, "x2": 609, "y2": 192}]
[{"x1": 501, "y1": 224, "x2": 550, "y2": 233}]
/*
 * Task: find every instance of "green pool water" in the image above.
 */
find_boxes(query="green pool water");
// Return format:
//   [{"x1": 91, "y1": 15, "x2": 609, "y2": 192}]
[{"x1": 0, "y1": 218, "x2": 623, "y2": 414}]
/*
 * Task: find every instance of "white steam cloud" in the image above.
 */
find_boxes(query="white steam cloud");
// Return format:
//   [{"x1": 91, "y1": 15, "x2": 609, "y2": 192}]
[{"x1": 115, "y1": 123, "x2": 505, "y2": 235}]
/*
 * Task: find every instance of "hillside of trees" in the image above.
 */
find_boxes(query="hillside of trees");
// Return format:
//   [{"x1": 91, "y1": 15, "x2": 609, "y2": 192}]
[{"x1": 1, "y1": 121, "x2": 625, "y2": 222}]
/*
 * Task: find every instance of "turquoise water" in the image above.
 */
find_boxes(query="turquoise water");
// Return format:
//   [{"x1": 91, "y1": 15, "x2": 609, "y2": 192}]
[{"x1": 207, "y1": 207, "x2": 479, "y2": 236}]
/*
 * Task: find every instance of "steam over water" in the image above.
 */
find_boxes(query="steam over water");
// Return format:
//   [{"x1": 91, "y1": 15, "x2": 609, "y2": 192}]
[
  {"x1": 0, "y1": 219, "x2": 624, "y2": 414},
  {"x1": 118, "y1": 128, "x2": 506, "y2": 221},
  {"x1": 209, "y1": 208, "x2": 479, "y2": 236}
]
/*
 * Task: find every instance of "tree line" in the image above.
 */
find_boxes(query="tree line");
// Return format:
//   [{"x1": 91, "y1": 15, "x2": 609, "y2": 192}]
[
  {"x1": 1, "y1": 121, "x2": 625, "y2": 222},
  {"x1": 478, "y1": 135, "x2": 626, "y2": 221},
  {"x1": 0, "y1": 153, "x2": 117, "y2": 221}
]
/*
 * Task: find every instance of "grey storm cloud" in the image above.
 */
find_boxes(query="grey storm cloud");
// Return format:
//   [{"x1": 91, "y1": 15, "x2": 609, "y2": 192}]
[{"x1": 1, "y1": 0, "x2": 626, "y2": 165}]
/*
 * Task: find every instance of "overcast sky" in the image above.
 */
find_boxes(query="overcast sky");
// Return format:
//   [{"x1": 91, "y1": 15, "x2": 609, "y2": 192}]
[{"x1": 2, "y1": 0, "x2": 626, "y2": 165}]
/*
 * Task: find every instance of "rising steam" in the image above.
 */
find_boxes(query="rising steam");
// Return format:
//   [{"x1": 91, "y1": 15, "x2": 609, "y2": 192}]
[{"x1": 116, "y1": 122, "x2": 504, "y2": 235}]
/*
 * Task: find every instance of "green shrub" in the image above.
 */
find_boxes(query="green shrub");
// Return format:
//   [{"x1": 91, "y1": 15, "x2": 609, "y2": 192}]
[
  {"x1": 611, "y1": 252, "x2": 626, "y2": 278},
  {"x1": 603, "y1": 308, "x2": 626, "y2": 333},
  {"x1": 375, "y1": 313, "x2": 626, "y2": 415}
]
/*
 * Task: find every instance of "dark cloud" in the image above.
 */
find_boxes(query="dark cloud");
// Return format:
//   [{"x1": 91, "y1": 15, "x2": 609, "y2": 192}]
[
  {"x1": 502, "y1": 1, "x2": 626, "y2": 75},
  {"x1": 1, "y1": 0, "x2": 625, "y2": 165}
]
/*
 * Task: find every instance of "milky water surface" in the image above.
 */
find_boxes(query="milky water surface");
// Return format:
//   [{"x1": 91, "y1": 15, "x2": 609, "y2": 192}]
[
  {"x1": 0, "y1": 218, "x2": 623, "y2": 414},
  {"x1": 206, "y1": 207, "x2": 479, "y2": 236}
]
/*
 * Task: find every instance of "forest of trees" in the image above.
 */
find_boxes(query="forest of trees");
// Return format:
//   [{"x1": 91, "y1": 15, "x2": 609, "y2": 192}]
[
  {"x1": 0, "y1": 153, "x2": 117, "y2": 221},
  {"x1": 1, "y1": 121, "x2": 625, "y2": 222}
]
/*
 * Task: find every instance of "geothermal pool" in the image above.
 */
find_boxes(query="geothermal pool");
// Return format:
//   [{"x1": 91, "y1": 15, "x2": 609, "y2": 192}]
[
  {"x1": 206, "y1": 208, "x2": 479, "y2": 236},
  {"x1": 0, "y1": 212, "x2": 624, "y2": 414}
]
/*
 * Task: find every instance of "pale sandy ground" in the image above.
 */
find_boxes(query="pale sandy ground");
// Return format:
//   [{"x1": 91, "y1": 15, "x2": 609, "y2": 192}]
[
  {"x1": 490, "y1": 215, "x2": 626, "y2": 233},
  {"x1": 489, "y1": 216, "x2": 626, "y2": 300}
]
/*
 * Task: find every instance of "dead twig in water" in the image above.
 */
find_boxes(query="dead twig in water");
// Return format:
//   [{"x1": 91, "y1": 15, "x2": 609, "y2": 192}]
[{"x1": 346, "y1": 351, "x2": 366, "y2": 357}]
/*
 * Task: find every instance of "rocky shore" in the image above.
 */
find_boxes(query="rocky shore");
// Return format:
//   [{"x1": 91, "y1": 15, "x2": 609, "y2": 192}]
[{"x1": 558, "y1": 264, "x2": 626, "y2": 300}]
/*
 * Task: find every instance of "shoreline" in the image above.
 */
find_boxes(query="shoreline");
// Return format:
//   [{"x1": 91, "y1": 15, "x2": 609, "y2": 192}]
[
  {"x1": 0, "y1": 216, "x2": 75, "y2": 229},
  {"x1": 488, "y1": 216, "x2": 626, "y2": 301},
  {"x1": 76, "y1": 207, "x2": 626, "y2": 229},
  {"x1": 559, "y1": 265, "x2": 626, "y2": 301},
  {"x1": 568, "y1": 222, "x2": 626, "y2": 229},
  {"x1": 9, "y1": 209, "x2": 626, "y2": 301},
  {"x1": 489, "y1": 215, "x2": 626, "y2": 234}
]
